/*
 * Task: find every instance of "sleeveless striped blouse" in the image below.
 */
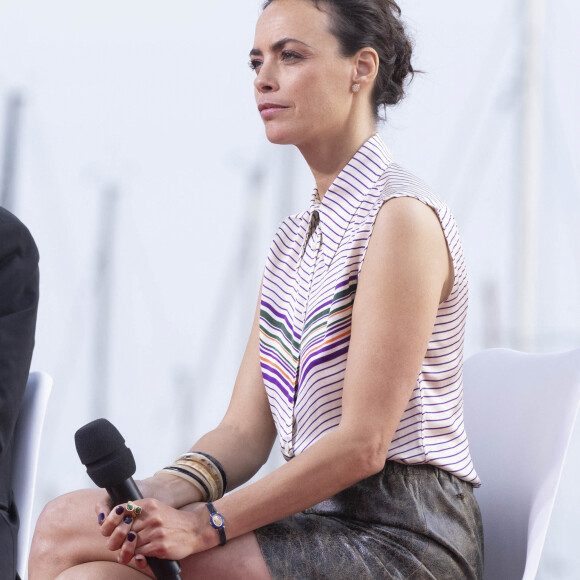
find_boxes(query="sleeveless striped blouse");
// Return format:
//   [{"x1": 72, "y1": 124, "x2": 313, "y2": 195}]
[{"x1": 259, "y1": 134, "x2": 479, "y2": 485}]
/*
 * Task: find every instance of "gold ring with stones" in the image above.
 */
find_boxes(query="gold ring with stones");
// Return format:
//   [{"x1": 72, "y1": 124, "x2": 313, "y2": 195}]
[{"x1": 123, "y1": 501, "x2": 143, "y2": 519}]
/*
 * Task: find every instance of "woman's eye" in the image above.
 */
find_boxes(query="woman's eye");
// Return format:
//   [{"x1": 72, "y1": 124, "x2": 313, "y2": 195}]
[
  {"x1": 249, "y1": 59, "x2": 262, "y2": 71},
  {"x1": 281, "y1": 50, "x2": 302, "y2": 62}
]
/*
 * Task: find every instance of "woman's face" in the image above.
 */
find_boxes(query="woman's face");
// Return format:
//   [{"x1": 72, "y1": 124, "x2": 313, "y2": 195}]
[{"x1": 251, "y1": 0, "x2": 355, "y2": 148}]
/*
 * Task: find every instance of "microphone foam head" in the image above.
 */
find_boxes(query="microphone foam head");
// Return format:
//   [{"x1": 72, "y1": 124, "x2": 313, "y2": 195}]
[{"x1": 75, "y1": 418, "x2": 136, "y2": 488}]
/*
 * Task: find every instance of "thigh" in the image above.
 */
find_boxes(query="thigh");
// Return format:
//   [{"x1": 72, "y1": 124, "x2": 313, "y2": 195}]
[
  {"x1": 55, "y1": 561, "x2": 149, "y2": 580},
  {"x1": 179, "y1": 531, "x2": 271, "y2": 580},
  {"x1": 53, "y1": 533, "x2": 270, "y2": 580}
]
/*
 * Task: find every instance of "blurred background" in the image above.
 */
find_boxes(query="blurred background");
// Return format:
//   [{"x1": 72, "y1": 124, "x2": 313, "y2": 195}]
[{"x1": 1, "y1": 0, "x2": 578, "y2": 577}]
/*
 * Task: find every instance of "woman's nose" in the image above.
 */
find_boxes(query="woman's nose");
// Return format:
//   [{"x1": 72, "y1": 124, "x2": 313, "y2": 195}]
[{"x1": 254, "y1": 64, "x2": 278, "y2": 93}]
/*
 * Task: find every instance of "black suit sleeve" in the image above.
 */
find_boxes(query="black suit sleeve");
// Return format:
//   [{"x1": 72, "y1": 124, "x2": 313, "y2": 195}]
[{"x1": 0, "y1": 208, "x2": 39, "y2": 459}]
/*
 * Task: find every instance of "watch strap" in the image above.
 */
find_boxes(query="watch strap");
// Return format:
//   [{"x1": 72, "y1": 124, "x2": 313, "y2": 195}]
[{"x1": 206, "y1": 502, "x2": 226, "y2": 546}]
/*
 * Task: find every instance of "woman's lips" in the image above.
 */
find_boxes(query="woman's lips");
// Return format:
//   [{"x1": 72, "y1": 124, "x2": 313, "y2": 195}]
[{"x1": 258, "y1": 103, "x2": 289, "y2": 118}]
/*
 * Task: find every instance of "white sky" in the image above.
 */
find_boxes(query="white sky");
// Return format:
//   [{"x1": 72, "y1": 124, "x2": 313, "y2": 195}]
[{"x1": 1, "y1": 1, "x2": 579, "y2": 576}]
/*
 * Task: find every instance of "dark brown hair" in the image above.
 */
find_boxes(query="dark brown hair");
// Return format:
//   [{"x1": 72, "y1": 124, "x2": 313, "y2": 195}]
[{"x1": 262, "y1": 0, "x2": 416, "y2": 119}]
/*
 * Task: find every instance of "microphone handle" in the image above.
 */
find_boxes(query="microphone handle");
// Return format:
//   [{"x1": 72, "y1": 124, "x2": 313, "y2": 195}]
[
  {"x1": 106, "y1": 479, "x2": 182, "y2": 580},
  {"x1": 107, "y1": 478, "x2": 144, "y2": 506}
]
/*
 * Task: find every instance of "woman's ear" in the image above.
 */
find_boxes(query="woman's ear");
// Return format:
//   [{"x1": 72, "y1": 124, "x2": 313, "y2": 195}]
[{"x1": 353, "y1": 47, "x2": 379, "y2": 88}]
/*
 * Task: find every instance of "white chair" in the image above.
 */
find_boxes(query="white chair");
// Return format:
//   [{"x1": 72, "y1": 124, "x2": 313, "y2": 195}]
[
  {"x1": 463, "y1": 348, "x2": 580, "y2": 580},
  {"x1": 12, "y1": 371, "x2": 53, "y2": 580}
]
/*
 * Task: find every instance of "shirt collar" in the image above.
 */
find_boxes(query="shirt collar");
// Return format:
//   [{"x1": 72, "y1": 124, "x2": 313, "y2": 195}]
[{"x1": 307, "y1": 133, "x2": 393, "y2": 267}]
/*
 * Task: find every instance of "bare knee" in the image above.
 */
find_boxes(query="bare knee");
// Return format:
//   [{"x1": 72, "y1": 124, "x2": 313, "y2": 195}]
[
  {"x1": 30, "y1": 494, "x2": 73, "y2": 567},
  {"x1": 29, "y1": 488, "x2": 109, "y2": 578}
]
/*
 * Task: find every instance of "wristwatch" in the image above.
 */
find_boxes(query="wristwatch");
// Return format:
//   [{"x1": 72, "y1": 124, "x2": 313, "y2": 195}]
[{"x1": 206, "y1": 502, "x2": 226, "y2": 546}]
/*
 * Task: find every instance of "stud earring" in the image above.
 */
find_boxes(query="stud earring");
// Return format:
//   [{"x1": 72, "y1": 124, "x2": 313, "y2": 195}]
[{"x1": 352, "y1": 83, "x2": 361, "y2": 93}]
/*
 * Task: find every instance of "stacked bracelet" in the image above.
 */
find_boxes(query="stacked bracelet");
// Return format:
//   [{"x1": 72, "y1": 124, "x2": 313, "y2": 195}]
[{"x1": 157, "y1": 451, "x2": 227, "y2": 503}]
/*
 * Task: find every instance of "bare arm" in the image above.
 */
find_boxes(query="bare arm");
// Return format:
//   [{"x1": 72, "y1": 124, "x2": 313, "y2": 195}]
[
  {"x1": 138, "y1": 290, "x2": 277, "y2": 508},
  {"x1": 211, "y1": 197, "x2": 452, "y2": 539}
]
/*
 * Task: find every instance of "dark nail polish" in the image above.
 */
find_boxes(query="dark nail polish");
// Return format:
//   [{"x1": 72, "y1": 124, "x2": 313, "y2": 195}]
[
  {"x1": 98, "y1": 513, "x2": 105, "y2": 524},
  {"x1": 115, "y1": 506, "x2": 124, "y2": 515},
  {"x1": 123, "y1": 515, "x2": 133, "y2": 524},
  {"x1": 128, "y1": 532, "x2": 136, "y2": 542}
]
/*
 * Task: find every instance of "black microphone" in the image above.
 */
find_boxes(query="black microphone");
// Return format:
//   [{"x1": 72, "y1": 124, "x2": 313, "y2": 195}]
[{"x1": 75, "y1": 418, "x2": 182, "y2": 580}]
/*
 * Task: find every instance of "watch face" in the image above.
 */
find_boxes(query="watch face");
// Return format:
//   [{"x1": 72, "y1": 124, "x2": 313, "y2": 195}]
[{"x1": 211, "y1": 513, "x2": 225, "y2": 528}]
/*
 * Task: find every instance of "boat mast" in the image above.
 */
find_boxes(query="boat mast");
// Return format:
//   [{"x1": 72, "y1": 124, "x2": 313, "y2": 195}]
[{"x1": 517, "y1": 0, "x2": 545, "y2": 350}]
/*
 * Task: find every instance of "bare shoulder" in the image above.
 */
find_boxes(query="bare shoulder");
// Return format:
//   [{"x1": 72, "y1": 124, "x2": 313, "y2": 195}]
[
  {"x1": 373, "y1": 196, "x2": 444, "y2": 242},
  {"x1": 361, "y1": 196, "x2": 452, "y2": 303}
]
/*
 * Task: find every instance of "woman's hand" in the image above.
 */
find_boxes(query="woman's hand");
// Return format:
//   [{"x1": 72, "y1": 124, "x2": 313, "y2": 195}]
[
  {"x1": 91, "y1": 479, "x2": 171, "y2": 535},
  {"x1": 93, "y1": 489, "x2": 114, "y2": 527},
  {"x1": 99, "y1": 499, "x2": 212, "y2": 567}
]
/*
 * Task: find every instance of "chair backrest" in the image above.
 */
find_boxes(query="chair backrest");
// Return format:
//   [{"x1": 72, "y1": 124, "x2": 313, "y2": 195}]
[
  {"x1": 463, "y1": 348, "x2": 580, "y2": 580},
  {"x1": 12, "y1": 371, "x2": 53, "y2": 580}
]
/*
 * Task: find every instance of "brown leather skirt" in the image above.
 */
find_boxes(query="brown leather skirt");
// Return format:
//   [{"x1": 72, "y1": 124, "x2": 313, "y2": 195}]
[{"x1": 254, "y1": 461, "x2": 484, "y2": 579}]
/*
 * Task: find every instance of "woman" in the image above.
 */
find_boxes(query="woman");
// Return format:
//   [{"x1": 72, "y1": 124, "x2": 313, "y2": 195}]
[{"x1": 30, "y1": 0, "x2": 484, "y2": 578}]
